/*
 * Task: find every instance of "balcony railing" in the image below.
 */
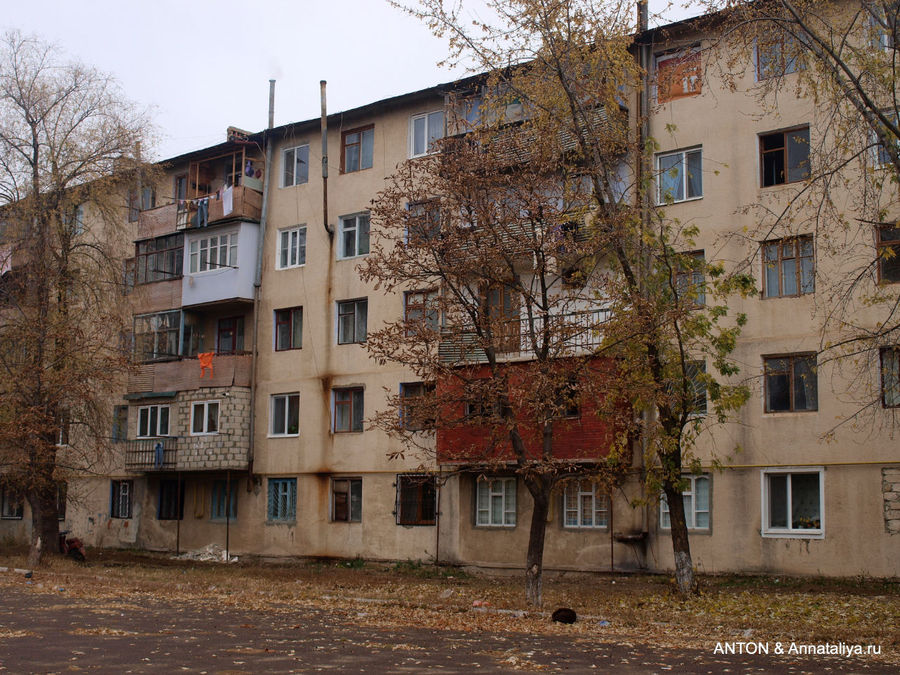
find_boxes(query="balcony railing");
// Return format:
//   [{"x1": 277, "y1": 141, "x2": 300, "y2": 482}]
[
  {"x1": 438, "y1": 308, "x2": 609, "y2": 364},
  {"x1": 123, "y1": 435, "x2": 250, "y2": 473},
  {"x1": 137, "y1": 186, "x2": 263, "y2": 239},
  {"x1": 127, "y1": 353, "x2": 252, "y2": 395},
  {"x1": 124, "y1": 437, "x2": 178, "y2": 471}
]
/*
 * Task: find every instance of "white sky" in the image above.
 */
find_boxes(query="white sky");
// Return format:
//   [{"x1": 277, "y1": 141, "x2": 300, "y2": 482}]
[{"x1": 3, "y1": 0, "x2": 699, "y2": 161}]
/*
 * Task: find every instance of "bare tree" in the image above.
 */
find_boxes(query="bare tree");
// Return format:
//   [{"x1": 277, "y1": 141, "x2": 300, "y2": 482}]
[
  {"x1": 0, "y1": 31, "x2": 152, "y2": 566},
  {"x1": 367, "y1": 0, "x2": 752, "y2": 600}
]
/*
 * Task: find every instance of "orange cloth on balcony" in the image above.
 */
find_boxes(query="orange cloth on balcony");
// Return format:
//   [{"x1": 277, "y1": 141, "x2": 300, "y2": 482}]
[{"x1": 198, "y1": 352, "x2": 214, "y2": 378}]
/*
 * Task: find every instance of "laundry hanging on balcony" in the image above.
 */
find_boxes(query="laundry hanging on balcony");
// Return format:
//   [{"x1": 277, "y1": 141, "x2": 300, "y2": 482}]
[
  {"x1": 198, "y1": 351, "x2": 214, "y2": 378},
  {"x1": 223, "y1": 185, "x2": 233, "y2": 216}
]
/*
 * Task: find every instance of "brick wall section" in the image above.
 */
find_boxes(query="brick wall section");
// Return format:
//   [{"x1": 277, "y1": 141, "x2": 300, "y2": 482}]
[
  {"x1": 436, "y1": 360, "x2": 619, "y2": 463},
  {"x1": 883, "y1": 467, "x2": 900, "y2": 535},
  {"x1": 176, "y1": 387, "x2": 251, "y2": 471}
]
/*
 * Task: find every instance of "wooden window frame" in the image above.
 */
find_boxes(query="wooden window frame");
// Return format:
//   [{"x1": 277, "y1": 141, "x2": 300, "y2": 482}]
[
  {"x1": 763, "y1": 353, "x2": 818, "y2": 413},
  {"x1": 333, "y1": 387, "x2": 364, "y2": 433},
  {"x1": 762, "y1": 235, "x2": 814, "y2": 297},
  {"x1": 760, "y1": 126, "x2": 810, "y2": 187},
  {"x1": 275, "y1": 307, "x2": 303, "y2": 351},
  {"x1": 396, "y1": 474, "x2": 437, "y2": 525},
  {"x1": 341, "y1": 125, "x2": 374, "y2": 174}
]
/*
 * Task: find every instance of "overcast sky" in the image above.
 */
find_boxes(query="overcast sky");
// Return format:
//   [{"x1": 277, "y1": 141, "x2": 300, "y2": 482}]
[{"x1": 3, "y1": 0, "x2": 699, "y2": 161}]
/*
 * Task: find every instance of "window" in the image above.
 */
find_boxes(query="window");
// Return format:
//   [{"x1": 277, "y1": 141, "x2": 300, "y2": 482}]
[
  {"x1": 211, "y1": 479, "x2": 237, "y2": 520},
  {"x1": 675, "y1": 251, "x2": 706, "y2": 305},
  {"x1": 407, "y1": 200, "x2": 442, "y2": 243},
  {"x1": 135, "y1": 233, "x2": 184, "y2": 284},
  {"x1": 877, "y1": 225, "x2": 900, "y2": 283},
  {"x1": 191, "y1": 401, "x2": 220, "y2": 435},
  {"x1": 112, "y1": 405, "x2": 128, "y2": 442},
  {"x1": 267, "y1": 478, "x2": 296, "y2": 522},
  {"x1": 686, "y1": 360, "x2": 708, "y2": 416},
  {"x1": 137, "y1": 405, "x2": 170, "y2": 438},
  {"x1": 333, "y1": 387, "x2": 364, "y2": 433},
  {"x1": 56, "y1": 413, "x2": 70, "y2": 446},
  {"x1": 332, "y1": 478, "x2": 362, "y2": 522},
  {"x1": 275, "y1": 307, "x2": 302, "y2": 350},
  {"x1": 763, "y1": 236, "x2": 814, "y2": 297},
  {"x1": 271, "y1": 393, "x2": 300, "y2": 436},
  {"x1": 660, "y1": 475, "x2": 710, "y2": 530},
  {"x1": 127, "y1": 187, "x2": 154, "y2": 223},
  {"x1": 277, "y1": 226, "x2": 307, "y2": 269},
  {"x1": 65, "y1": 203, "x2": 85, "y2": 236},
  {"x1": 282, "y1": 144, "x2": 309, "y2": 187},
  {"x1": 762, "y1": 468, "x2": 823, "y2": 537},
  {"x1": 656, "y1": 49, "x2": 701, "y2": 103},
  {"x1": 396, "y1": 474, "x2": 436, "y2": 525},
  {"x1": 404, "y1": 289, "x2": 439, "y2": 334},
  {"x1": 217, "y1": 316, "x2": 244, "y2": 355},
  {"x1": 337, "y1": 299, "x2": 367, "y2": 344},
  {"x1": 757, "y1": 34, "x2": 804, "y2": 80},
  {"x1": 0, "y1": 486, "x2": 23, "y2": 519},
  {"x1": 475, "y1": 477, "x2": 516, "y2": 527},
  {"x1": 400, "y1": 382, "x2": 434, "y2": 430},
  {"x1": 157, "y1": 479, "x2": 184, "y2": 521},
  {"x1": 563, "y1": 480, "x2": 609, "y2": 528},
  {"x1": 110, "y1": 480, "x2": 133, "y2": 519},
  {"x1": 657, "y1": 148, "x2": 702, "y2": 204},
  {"x1": 133, "y1": 310, "x2": 181, "y2": 362},
  {"x1": 483, "y1": 286, "x2": 520, "y2": 352},
  {"x1": 341, "y1": 125, "x2": 374, "y2": 173},
  {"x1": 188, "y1": 232, "x2": 237, "y2": 274},
  {"x1": 56, "y1": 482, "x2": 67, "y2": 521},
  {"x1": 555, "y1": 378, "x2": 580, "y2": 418},
  {"x1": 760, "y1": 127, "x2": 810, "y2": 187},
  {"x1": 174, "y1": 175, "x2": 187, "y2": 202},
  {"x1": 881, "y1": 347, "x2": 900, "y2": 407},
  {"x1": 410, "y1": 111, "x2": 445, "y2": 157},
  {"x1": 764, "y1": 354, "x2": 817, "y2": 413},
  {"x1": 338, "y1": 213, "x2": 370, "y2": 259}
]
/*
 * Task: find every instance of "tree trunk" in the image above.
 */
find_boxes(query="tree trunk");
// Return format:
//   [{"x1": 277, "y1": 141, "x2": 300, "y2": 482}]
[
  {"x1": 663, "y1": 481, "x2": 694, "y2": 595},
  {"x1": 524, "y1": 478, "x2": 551, "y2": 607},
  {"x1": 26, "y1": 483, "x2": 59, "y2": 568}
]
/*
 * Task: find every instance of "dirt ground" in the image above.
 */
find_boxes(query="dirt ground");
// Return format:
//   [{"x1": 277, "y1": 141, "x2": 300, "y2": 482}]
[{"x1": 0, "y1": 549, "x2": 897, "y2": 673}]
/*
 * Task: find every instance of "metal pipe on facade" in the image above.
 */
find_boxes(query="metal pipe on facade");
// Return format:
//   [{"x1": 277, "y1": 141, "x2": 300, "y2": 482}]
[
  {"x1": 248, "y1": 79, "x2": 277, "y2": 480},
  {"x1": 321, "y1": 80, "x2": 332, "y2": 238}
]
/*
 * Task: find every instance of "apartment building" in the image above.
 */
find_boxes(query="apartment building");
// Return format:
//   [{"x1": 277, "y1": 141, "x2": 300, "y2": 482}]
[{"x1": 2, "y1": 8, "x2": 898, "y2": 579}]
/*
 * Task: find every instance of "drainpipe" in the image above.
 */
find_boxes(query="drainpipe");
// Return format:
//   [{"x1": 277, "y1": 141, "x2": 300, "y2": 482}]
[
  {"x1": 249, "y1": 79, "x2": 276, "y2": 481},
  {"x1": 321, "y1": 81, "x2": 333, "y2": 240}
]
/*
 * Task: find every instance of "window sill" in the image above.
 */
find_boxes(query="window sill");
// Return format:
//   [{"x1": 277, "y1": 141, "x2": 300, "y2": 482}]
[
  {"x1": 275, "y1": 264, "x2": 307, "y2": 271},
  {"x1": 280, "y1": 182, "x2": 309, "y2": 189},
  {"x1": 562, "y1": 525, "x2": 609, "y2": 531},
  {"x1": 759, "y1": 180, "x2": 807, "y2": 190},
  {"x1": 268, "y1": 433, "x2": 299, "y2": 438},
  {"x1": 337, "y1": 342, "x2": 366, "y2": 346},
  {"x1": 266, "y1": 519, "x2": 297, "y2": 526},
  {"x1": 210, "y1": 517, "x2": 237, "y2": 523},
  {"x1": 0, "y1": 516, "x2": 23, "y2": 520},
  {"x1": 659, "y1": 527, "x2": 711, "y2": 535},
  {"x1": 190, "y1": 432, "x2": 220, "y2": 437},
  {"x1": 656, "y1": 195, "x2": 703, "y2": 207},
  {"x1": 333, "y1": 430, "x2": 364, "y2": 435},
  {"x1": 274, "y1": 347, "x2": 302, "y2": 352},
  {"x1": 762, "y1": 530, "x2": 824, "y2": 539},
  {"x1": 336, "y1": 253, "x2": 370, "y2": 261},
  {"x1": 763, "y1": 410, "x2": 818, "y2": 416},
  {"x1": 474, "y1": 524, "x2": 516, "y2": 529},
  {"x1": 761, "y1": 292, "x2": 815, "y2": 300}
]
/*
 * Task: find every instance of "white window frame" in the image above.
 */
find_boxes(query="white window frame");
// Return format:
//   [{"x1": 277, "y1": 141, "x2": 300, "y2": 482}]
[
  {"x1": 338, "y1": 213, "x2": 370, "y2": 259},
  {"x1": 137, "y1": 404, "x2": 170, "y2": 438},
  {"x1": 660, "y1": 474, "x2": 710, "y2": 531},
  {"x1": 562, "y1": 480, "x2": 609, "y2": 529},
  {"x1": 760, "y1": 467, "x2": 824, "y2": 539},
  {"x1": 656, "y1": 147, "x2": 703, "y2": 205},
  {"x1": 409, "y1": 110, "x2": 445, "y2": 158},
  {"x1": 270, "y1": 393, "x2": 300, "y2": 437},
  {"x1": 282, "y1": 144, "x2": 309, "y2": 187},
  {"x1": 189, "y1": 231, "x2": 238, "y2": 274},
  {"x1": 276, "y1": 225, "x2": 307, "y2": 270},
  {"x1": 190, "y1": 400, "x2": 220, "y2": 436},
  {"x1": 475, "y1": 477, "x2": 516, "y2": 527}
]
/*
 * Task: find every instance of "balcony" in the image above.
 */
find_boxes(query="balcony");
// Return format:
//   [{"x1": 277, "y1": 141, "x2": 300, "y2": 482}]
[
  {"x1": 123, "y1": 436, "x2": 250, "y2": 473},
  {"x1": 127, "y1": 353, "x2": 252, "y2": 395},
  {"x1": 137, "y1": 186, "x2": 263, "y2": 240},
  {"x1": 124, "y1": 438, "x2": 178, "y2": 471},
  {"x1": 181, "y1": 221, "x2": 259, "y2": 307},
  {"x1": 438, "y1": 309, "x2": 609, "y2": 364}
]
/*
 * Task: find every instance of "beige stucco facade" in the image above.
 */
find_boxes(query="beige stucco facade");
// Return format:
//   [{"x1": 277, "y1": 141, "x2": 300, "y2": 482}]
[{"x1": 2, "y1": 11, "x2": 898, "y2": 580}]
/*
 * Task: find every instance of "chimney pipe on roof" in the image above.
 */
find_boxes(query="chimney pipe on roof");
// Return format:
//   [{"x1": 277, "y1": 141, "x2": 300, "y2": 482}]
[
  {"x1": 268, "y1": 79, "x2": 275, "y2": 129},
  {"x1": 638, "y1": 0, "x2": 648, "y2": 32},
  {"x1": 321, "y1": 80, "x2": 332, "y2": 238}
]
